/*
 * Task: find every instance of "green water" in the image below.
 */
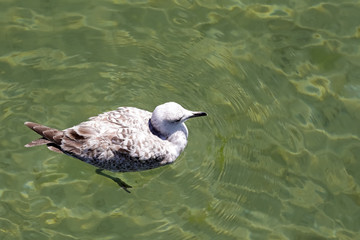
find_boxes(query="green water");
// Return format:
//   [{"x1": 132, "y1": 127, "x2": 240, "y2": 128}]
[{"x1": 1, "y1": 0, "x2": 360, "y2": 239}]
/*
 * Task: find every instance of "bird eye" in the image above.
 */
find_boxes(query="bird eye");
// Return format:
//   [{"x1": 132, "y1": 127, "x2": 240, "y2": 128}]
[{"x1": 173, "y1": 117, "x2": 182, "y2": 123}]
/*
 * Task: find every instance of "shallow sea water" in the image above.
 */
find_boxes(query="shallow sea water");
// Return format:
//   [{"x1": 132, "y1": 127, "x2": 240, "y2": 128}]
[{"x1": 1, "y1": 0, "x2": 360, "y2": 239}]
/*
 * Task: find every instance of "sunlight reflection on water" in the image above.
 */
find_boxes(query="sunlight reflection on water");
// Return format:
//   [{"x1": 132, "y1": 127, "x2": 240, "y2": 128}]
[{"x1": 1, "y1": 1, "x2": 360, "y2": 239}]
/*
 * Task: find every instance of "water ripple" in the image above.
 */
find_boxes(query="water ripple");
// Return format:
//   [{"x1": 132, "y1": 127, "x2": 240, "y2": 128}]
[{"x1": 1, "y1": 0, "x2": 360, "y2": 239}]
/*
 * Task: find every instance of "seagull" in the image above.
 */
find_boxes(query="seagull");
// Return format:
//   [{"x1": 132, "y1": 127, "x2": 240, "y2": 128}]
[{"x1": 24, "y1": 102, "x2": 207, "y2": 192}]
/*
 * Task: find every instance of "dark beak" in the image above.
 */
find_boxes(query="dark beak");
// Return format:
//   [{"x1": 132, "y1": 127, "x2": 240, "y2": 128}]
[{"x1": 188, "y1": 111, "x2": 207, "y2": 119}]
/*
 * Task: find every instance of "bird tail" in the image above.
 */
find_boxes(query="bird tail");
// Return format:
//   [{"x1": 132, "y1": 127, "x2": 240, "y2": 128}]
[{"x1": 24, "y1": 122, "x2": 64, "y2": 153}]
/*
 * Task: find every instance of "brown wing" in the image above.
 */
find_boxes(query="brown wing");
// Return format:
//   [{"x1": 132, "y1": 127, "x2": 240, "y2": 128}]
[
  {"x1": 62, "y1": 121, "x2": 166, "y2": 162},
  {"x1": 60, "y1": 122, "x2": 133, "y2": 160}
]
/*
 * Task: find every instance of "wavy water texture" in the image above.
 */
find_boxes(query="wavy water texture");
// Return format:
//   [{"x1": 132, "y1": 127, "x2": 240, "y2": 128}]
[{"x1": 0, "y1": 0, "x2": 360, "y2": 240}]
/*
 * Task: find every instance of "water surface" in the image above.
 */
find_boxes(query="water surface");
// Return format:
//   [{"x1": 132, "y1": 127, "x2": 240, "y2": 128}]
[{"x1": 1, "y1": 0, "x2": 360, "y2": 239}]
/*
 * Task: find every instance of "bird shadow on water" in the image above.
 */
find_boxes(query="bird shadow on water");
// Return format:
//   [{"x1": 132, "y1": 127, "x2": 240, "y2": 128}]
[{"x1": 95, "y1": 169, "x2": 132, "y2": 193}]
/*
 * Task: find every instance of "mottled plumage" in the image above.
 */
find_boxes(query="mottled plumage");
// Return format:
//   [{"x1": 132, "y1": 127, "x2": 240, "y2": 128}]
[{"x1": 24, "y1": 102, "x2": 207, "y2": 172}]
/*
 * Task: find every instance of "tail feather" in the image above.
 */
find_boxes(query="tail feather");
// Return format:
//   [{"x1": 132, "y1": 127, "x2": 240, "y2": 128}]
[
  {"x1": 24, "y1": 122, "x2": 64, "y2": 147},
  {"x1": 24, "y1": 122, "x2": 53, "y2": 135},
  {"x1": 25, "y1": 138, "x2": 51, "y2": 147}
]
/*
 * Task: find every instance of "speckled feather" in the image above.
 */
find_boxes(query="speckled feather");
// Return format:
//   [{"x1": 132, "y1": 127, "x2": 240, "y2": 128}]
[{"x1": 24, "y1": 102, "x2": 207, "y2": 172}]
